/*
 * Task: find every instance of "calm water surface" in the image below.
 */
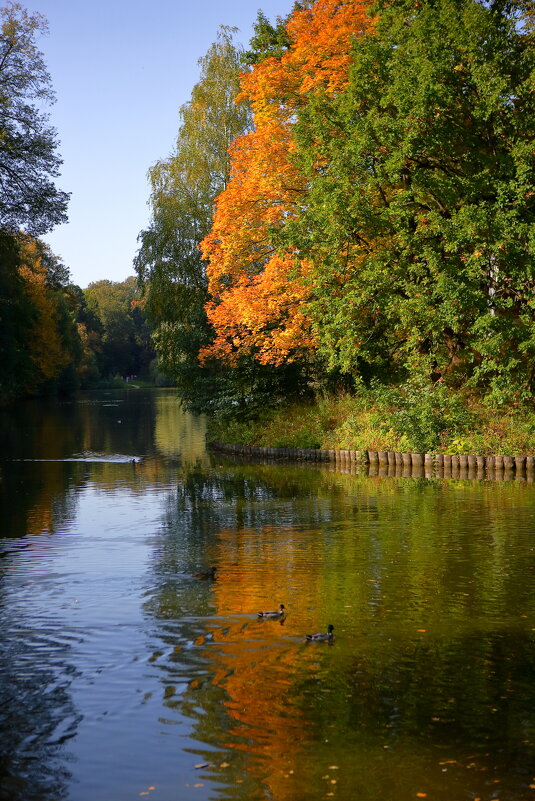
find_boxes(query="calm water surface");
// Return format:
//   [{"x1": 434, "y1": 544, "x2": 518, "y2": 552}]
[{"x1": 0, "y1": 388, "x2": 534, "y2": 801}]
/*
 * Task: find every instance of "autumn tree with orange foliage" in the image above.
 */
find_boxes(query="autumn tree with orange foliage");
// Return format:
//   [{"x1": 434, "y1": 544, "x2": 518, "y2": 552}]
[
  {"x1": 200, "y1": 0, "x2": 373, "y2": 367},
  {"x1": 17, "y1": 236, "x2": 83, "y2": 394}
]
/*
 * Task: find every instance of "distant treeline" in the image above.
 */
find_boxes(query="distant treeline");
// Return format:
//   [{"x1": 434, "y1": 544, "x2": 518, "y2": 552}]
[{"x1": 0, "y1": 229, "x2": 154, "y2": 404}]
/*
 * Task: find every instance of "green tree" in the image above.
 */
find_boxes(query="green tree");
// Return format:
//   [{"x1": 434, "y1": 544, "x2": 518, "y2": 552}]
[
  {"x1": 284, "y1": 0, "x2": 534, "y2": 401},
  {"x1": 242, "y1": 9, "x2": 293, "y2": 65},
  {"x1": 134, "y1": 26, "x2": 252, "y2": 411},
  {"x1": 84, "y1": 277, "x2": 153, "y2": 379},
  {"x1": 0, "y1": 3, "x2": 69, "y2": 234}
]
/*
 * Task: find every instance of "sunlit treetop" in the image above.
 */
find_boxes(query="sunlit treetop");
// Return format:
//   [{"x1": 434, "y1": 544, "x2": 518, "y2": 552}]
[{"x1": 200, "y1": 0, "x2": 375, "y2": 366}]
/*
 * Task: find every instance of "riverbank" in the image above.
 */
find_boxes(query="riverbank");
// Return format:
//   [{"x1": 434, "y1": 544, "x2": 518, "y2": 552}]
[{"x1": 207, "y1": 387, "x2": 535, "y2": 457}]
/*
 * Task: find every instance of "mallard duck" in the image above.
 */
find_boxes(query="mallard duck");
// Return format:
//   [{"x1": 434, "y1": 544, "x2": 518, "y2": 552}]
[
  {"x1": 194, "y1": 566, "x2": 217, "y2": 580},
  {"x1": 305, "y1": 624, "x2": 335, "y2": 642},
  {"x1": 257, "y1": 604, "x2": 286, "y2": 619}
]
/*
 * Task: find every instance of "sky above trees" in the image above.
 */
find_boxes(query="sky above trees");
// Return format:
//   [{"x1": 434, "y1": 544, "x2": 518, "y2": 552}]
[{"x1": 18, "y1": 0, "x2": 291, "y2": 288}]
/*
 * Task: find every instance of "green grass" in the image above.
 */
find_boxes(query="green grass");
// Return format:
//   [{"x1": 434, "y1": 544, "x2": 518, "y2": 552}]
[{"x1": 207, "y1": 386, "x2": 535, "y2": 456}]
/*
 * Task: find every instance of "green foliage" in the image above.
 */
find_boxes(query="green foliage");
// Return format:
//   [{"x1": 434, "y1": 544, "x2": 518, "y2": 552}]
[
  {"x1": 209, "y1": 383, "x2": 535, "y2": 456},
  {"x1": 368, "y1": 376, "x2": 475, "y2": 453},
  {"x1": 0, "y1": 3, "x2": 69, "y2": 234},
  {"x1": 283, "y1": 0, "x2": 534, "y2": 401},
  {"x1": 135, "y1": 26, "x2": 252, "y2": 409},
  {"x1": 242, "y1": 9, "x2": 293, "y2": 65},
  {"x1": 83, "y1": 277, "x2": 153, "y2": 379}
]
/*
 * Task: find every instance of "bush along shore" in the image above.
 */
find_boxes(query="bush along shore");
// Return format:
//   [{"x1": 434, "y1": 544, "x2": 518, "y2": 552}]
[{"x1": 206, "y1": 386, "x2": 535, "y2": 481}]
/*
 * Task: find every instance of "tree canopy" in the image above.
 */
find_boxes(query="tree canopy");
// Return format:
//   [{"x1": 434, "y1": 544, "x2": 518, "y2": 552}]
[
  {"x1": 0, "y1": 3, "x2": 69, "y2": 234},
  {"x1": 198, "y1": 0, "x2": 534, "y2": 402}
]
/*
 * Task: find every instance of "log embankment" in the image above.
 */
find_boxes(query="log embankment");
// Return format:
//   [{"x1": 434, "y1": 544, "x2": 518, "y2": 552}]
[{"x1": 208, "y1": 441, "x2": 535, "y2": 482}]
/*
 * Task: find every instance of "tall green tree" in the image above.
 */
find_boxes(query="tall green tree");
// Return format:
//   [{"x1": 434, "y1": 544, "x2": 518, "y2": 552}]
[
  {"x1": 134, "y1": 26, "x2": 252, "y2": 411},
  {"x1": 0, "y1": 3, "x2": 69, "y2": 234},
  {"x1": 283, "y1": 0, "x2": 534, "y2": 401}
]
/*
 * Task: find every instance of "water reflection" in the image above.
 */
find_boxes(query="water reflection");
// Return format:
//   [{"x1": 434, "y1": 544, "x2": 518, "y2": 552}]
[
  {"x1": 145, "y1": 464, "x2": 535, "y2": 801},
  {"x1": 0, "y1": 389, "x2": 207, "y2": 538},
  {"x1": 1, "y1": 392, "x2": 534, "y2": 800}
]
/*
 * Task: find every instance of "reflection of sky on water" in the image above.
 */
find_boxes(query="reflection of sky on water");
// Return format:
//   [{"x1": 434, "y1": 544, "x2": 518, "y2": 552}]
[{"x1": 0, "y1": 390, "x2": 534, "y2": 800}]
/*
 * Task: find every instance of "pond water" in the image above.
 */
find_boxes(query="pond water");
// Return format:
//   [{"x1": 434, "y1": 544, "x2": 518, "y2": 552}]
[{"x1": 0, "y1": 388, "x2": 534, "y2": 801}]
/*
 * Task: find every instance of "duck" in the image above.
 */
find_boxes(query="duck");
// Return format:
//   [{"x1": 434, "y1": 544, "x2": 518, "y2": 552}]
[
  {"x1": 305, "y1": 624, "x2": 335, "y2": 642},
  {"x1": 193, "y1": 566, "x2": 217, "y2": 580},
  {"x1": 257, "y1": 604, "x2": 286, "y2": 619}
]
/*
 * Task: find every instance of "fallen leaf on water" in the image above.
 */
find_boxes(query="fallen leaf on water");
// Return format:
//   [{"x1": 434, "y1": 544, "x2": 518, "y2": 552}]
[
  {"x1": 416, "y1": 793, "x2": 427, "y2": 798},
  {"x1": 417, "y1": 629, "x2": 427, "y2": 633},
  {"x1": 220, "y1": 762, "x2": 229, "y2": 768},
  {"x1": 328, "y1": 765, "x2": 339, "y2": 770},
  {"x1": 194, "y1": 783, "x2": 204, "y2": 788}
]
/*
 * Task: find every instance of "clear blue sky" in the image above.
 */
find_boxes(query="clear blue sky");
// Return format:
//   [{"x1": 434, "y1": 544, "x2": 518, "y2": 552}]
[{"x1": 21, "y1": 0, "x2": 292, "y2": 289}]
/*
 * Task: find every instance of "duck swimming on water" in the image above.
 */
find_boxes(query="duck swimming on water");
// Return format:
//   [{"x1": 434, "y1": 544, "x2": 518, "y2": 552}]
[
  {"x1": 305, "y1": 624, "x2": 335, "y2": 642},
  {"x1": 257, "y1": 604, "x2": 286, "y2": 619}
]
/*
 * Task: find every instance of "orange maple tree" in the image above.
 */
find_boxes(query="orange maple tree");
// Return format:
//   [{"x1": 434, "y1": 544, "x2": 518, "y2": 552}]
[{"x1": 200, "y1": 0, "x2": 373, "y2": 365}]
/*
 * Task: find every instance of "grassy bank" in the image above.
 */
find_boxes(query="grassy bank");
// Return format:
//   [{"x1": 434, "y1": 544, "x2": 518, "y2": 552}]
[{"x1": 207, "y1": 382, "x2": 535, "y2": 456}]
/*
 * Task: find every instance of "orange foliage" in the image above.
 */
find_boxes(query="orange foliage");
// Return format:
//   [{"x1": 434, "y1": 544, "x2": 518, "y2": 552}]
[
  {"x1": 200, "y1": 255, "x2": 315, "y2": 366},
  {"x1": 19, "y1": 239, "x2": 69, "y2": 385},
  {"x1": 200, "y1": 0, "x2": 373, "y2": 365}
]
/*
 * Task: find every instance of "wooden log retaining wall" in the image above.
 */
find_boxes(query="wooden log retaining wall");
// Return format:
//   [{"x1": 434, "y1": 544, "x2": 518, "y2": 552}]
[{"x1": 209, "y1": 441, "x2": 535, "y2": 481}]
